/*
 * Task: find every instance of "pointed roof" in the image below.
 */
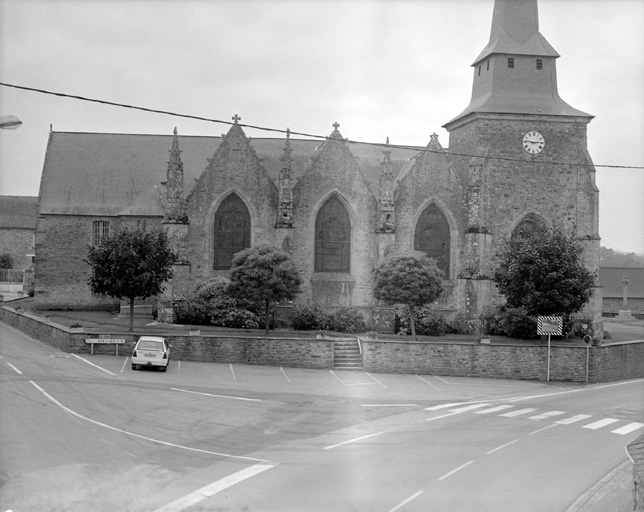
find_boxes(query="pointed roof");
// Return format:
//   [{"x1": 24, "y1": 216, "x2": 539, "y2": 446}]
[{"x1": 473, "y1": 0, "x2": 559, "y2": 64}]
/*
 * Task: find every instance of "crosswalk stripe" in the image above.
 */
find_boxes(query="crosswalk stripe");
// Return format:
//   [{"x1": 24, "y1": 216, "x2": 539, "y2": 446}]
[
  {"x1": 449, "y1": 404, "x2": 491, "y2": 413},
  {"x1": 555, "y1": 414, "x2": 592, "y2": 425},
  {"x1": 475, "y1": 405, "x2": 515, "y2": 414},
  {"x1": 425, "y1": 402, "x2": 472, "y2": 411},
  {"x1": 583, "y1": 418, "x2": 620, "y2": 430},
  {"x1": 528, "y1": 411, "x2": 566, "y2": 421},
  {"x1": 611, "y1": 422, "x2": 644, "y2": 435},
  {"x1": 499, "y1": 408, "x2": 537, "y2": 418}
]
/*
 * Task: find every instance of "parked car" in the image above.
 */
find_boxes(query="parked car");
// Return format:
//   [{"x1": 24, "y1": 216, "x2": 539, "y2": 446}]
[{"x1": 131, "y1": 336, "x2": 170, "y2": 371}]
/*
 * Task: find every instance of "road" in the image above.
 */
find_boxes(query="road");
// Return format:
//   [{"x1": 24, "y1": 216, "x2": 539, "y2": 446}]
[{"x1": 1, "y1": 323, "x2": 642, "y2": 512}]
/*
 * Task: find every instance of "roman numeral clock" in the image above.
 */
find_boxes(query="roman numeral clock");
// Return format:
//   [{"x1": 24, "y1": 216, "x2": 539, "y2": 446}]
[{"x1": 523, "y1": 131, "x2": 545, "y2": 154}]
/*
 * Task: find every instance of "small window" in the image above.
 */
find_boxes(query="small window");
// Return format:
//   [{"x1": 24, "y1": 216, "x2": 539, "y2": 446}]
[
  {"x1": 536, "y1": 59, "x2": 543, "y2": 70},
  {"x1": 486, "y1": 60, "x2": 490, "y2": 71},
  {"x1": 478, "y1": 65, "x2": 481, "y2": 76},
  {"x1": 93, "y1": 220, "x2": 110, "y2": 246},
  {"x1": 508, "y1": 57, "x2": 514, "y2": 69}
]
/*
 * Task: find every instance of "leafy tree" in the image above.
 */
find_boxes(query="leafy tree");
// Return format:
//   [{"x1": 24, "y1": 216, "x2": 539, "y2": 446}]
[
  {"x1": 493, "y1": 223, "x2": 596, "y2": 317},
  {"x1": 372, "y1": 252, "x2": 444, "y2": 340},
  {"x1": 85, "y1": 223, "x2": 177, "y2": 331},
  {"x1": 227, "y1": 245, "x2": 303, "y2": 335},
  {"x1": 0, "y1": 253, "x2": 14, "y2": 269},
  {"x1": 599, "y1": 246, "x2": 644, "y2": 267}
]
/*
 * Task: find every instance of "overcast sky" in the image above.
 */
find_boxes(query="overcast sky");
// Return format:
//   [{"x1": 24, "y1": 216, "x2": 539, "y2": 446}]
[{"x1": 1, "y1": 0, "x2": 642, "y2": 254}]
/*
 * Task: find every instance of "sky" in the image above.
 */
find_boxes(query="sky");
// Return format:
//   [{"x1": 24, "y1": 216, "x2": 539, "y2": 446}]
[{"x1": 0, "y1": 0, "x2": 643, "y2": 254}]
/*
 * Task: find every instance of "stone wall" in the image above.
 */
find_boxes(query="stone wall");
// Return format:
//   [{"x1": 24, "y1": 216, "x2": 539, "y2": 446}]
[
  {"x1": 628, "y1": 434, "x2": 644, "y2": 512},
  {"x1": 2, "y1": 305, "x2": 642, "y2": 382},
  {"x1": 604, "y1": 297, "x2": 644, "y2": 315},
  {"x1": 0, "y1": 228, "x2": 35, "y2": 269}
]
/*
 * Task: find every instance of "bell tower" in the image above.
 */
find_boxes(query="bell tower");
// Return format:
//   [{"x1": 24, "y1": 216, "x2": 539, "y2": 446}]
[{"x1": 444, "y1": 0, "x2": 602, "y2": 334}]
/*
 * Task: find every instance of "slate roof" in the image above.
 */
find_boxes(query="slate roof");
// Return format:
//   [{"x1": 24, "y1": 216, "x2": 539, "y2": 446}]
[
  {"x1": 39, "y1": 131, "x2": 422, "y2": 217},
  {"x1": 599, "y1": 268, "x2": 644, "y2": 299},
  {"x1": 0, "y1": 196, "x2": 38, "y2": 229}
]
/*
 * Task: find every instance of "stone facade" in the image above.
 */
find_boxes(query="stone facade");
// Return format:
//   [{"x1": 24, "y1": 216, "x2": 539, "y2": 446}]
[
  {"x1": 33, "y1": 0, "x2": 603, "y2": 335},
  {"x1": 0, "y1": 196, "x2": 37, "y2": 269}
]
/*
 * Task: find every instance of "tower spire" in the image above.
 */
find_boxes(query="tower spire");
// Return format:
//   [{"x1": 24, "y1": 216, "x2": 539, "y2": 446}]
[
  {"x1": 163, "y1": 127, "x2": 188, "y2": 223},
  {"x1": 444, "y1": 0, "x2": 591, "y2": 130},
  {"x1": 276, "y1": 128, "x2": 295, "y2": 228}
]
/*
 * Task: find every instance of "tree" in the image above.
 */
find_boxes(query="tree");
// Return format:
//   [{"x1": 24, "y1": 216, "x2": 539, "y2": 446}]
[
  {"x1": 372, "y1": 252, "x2": 444, "y2": 340},
  {"x1": 493, "y1": 223, "x2": 596, "y2": 317},
  {"x1": 85, "y1": 223, "x2": 177, "y2": 331},
  {"x1": 0, "y1": 253, "x2": 14, "y2": 269},
  {"x1": 227, "y1": 245, "x2": 303, "y2": 335}
]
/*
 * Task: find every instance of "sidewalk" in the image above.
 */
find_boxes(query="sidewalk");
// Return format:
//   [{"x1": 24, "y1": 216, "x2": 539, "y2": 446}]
[{"x1": 565, "y1": 459, "x2": 633, "y2": 512}]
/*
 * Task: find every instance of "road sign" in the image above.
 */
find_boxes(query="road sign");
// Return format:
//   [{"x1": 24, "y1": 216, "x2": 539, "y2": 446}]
[
  {"x1": 537, "y1": 316, "x2": 562, "y2": 336},
  {"x1": 85, "y1": 338, "x2": 125, "y2": 344}
]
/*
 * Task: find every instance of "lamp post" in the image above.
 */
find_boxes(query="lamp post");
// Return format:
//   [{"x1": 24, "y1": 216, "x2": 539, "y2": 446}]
[{"x1": 0, "y1": 115, "x2": 22, "y2": 130}]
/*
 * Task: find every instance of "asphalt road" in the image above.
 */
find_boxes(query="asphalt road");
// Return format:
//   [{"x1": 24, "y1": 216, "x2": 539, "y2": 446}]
[{"x1": 1, "y1": 323, "x2": 642, "y2": 512}]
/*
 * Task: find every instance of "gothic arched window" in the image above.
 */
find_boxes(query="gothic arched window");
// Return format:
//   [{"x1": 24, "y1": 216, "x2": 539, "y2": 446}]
[
  {"x1": 315, "y1": 196, "x2": 350, "y2": 273},
  {"x1": 414, "y1": 203, "x2": 450, "y2": 278},
  {"x1": 213, "y1": 194, "x2": 250, "y2": 269},
  {"x1": 512, "y1": 214, "x2": 546, "y2": 239}
]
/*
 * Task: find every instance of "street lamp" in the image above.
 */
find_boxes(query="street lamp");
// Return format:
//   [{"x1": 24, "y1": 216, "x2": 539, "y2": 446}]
[{"x1": 0, "y1": 115, "x2": 23, "y2": 130}]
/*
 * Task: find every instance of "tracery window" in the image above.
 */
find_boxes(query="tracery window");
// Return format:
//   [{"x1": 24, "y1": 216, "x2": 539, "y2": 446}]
[
  {"x1": 213, "y1": 194, "x2": 250, "y2": 269},
  {"x1": 512, "y1": 215, "x2": 546, "y2": 239},
  {"x1": 92, "y1": 220, "x2": 110, "y2": 246},
  {"x1": 314, "y1": 196, "x2": 350, "y2": 273},
  {"x1": 414, "y1": 204, "x2": 450, "y2": 278}
]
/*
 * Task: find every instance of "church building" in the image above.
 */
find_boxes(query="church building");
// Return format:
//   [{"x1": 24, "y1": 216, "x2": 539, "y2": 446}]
[{"x1": 34, "y1": 0, "x2": 602, "y2": 333}]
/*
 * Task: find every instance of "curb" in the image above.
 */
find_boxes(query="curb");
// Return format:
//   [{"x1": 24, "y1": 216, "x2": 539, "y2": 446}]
[{"x1": 564, "y1": 459, "x2": 632, "y2": 512}]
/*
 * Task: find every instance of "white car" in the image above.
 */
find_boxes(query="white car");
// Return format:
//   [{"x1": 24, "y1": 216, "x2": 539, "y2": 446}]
[{"x1": 131, "y1": 336, "x2": 170, "y2": 371}]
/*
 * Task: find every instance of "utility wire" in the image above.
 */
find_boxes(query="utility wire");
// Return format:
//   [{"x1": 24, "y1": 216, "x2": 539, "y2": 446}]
[{"x1": 2, "y1": 81, "x2": 643, "y2": 170}]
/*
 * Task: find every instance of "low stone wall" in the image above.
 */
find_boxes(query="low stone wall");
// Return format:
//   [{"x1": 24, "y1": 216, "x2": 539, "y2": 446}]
[
  {"x1": 628, "y1": 434, "x2": 644, "y2": 512},
  {"x1": 360, "y1": 338, "x2": 644, "y2": 383},
  {"x1": 2, "y1": 305, "x2": 643, "y2": 382}
]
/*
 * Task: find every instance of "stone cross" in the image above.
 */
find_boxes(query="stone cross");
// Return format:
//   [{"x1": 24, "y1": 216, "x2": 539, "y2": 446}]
[
  {"x1": 622, "y1": 276, "x2": 629, "y2": 309},
  {"x1": 333, "y1": 122, "x2": 340, "y2": 130},
  {"x1": 232, "y1": 114, "x2": 241, "y2": 124}
]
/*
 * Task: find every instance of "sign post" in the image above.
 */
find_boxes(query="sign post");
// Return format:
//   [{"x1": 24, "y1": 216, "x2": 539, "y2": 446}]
[
  {"x1": 537, "y1": 316, "x2": 563, "y2": 381},
  {"x1": 85, "y1": 334, "x2": 126, "y2": 355}
]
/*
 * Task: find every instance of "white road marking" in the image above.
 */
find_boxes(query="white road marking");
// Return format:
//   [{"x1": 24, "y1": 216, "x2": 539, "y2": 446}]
[
  {"x1": 229, "y1": 363, "x2": 236, "y2": 381},
  {"x1": 504, "y1": 389, "x2": 584, "y2": 402},
  {"x1": 153, "y1": 464, "x2": 276, "y2": 512},
  {"x1": 449, "y1": 403, "x2": 490, "y2": 413},
  {"x1": 366, "y1": 372, "x2": 387, "y2": 388},
  {"x1": 71, "y1": 353, "x2": 116, "y2": 376},
  {"x1": 361, "y1": 404, "x2": 418, "y2": 407},
  {"x1": 499, "y1": 408, "x2": 537, "y2": 418},
  {"x1": 555, "y1": 414, "x2": 593, "y2": 425},
  {"x1": 329, "y1": 370, "x2": 347, "y2": 385},
  {"x1": 425, "y1": 402, "x2": 475, "y2": 411},
  {"x1": 6, "y1": 362, "x2": 22, "y2": 374},
  {"x1": 583, "y1": 418, "x2": 620, "y2": 430},
  {"x1": 611, "y1": 422, "x2": 644, "y2": 435},
  {"x1": 28, "y1": 380, "x2": 273, "y2": 463},
  {"x1": 386, "y1": 491, "x2": 424, "y2": 512},
  {"x1": 280, "y1": 367, "x2": 291, "y2": 383},
  {"x1": 426, "y1": 411, "x2": 469, "y2": 422},
  {"x1": 171, "y1": 388, "x2": 261, "y2": 402},
  {"x1": 528, "y1": 410, "x2": 566, "y2": 421},
  {"x1": 120, "y1": 357, "x2": 128, "y2": 373},
  {"x1": 486, "y1": 439, "x2": 518, "y2": 454},
  {"x1": 529, "y1": 424, "x2": 559, "y2": 435},
  {"x1": 434, "y1": 376, "x2": 449, "y2": 384},
  {"x1": 438, "y1": 460, "x2": 474, "y2": 481},
  {"x1": 323, "y1": 432, "x2": 383, "y2": 450},
  {"x1": 415, "y1": 375, "x2": 441, "y2": 391},
  {"x1": 475, "y1": 405, "x2": 514, "y2": 414}
]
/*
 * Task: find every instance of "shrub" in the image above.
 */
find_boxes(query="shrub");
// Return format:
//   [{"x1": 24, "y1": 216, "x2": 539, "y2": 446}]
[
  {"x1": 489, "y1": 306, "x2": 539, "y2": 340},
  {"x1": 395, "y1": 305, "x2": 451, "y2": 336},
  {"x1": 449, "y1": 313, "x2": 477, "y2": 335},
  {"x1": 291, "y1": 304, "x2": 330, "y2": 331},
  {"x1": 174, "y1": 278, "x2": 260, "y2": 328},
  {"x1": 328, "y1": 307, "x2": 367, "y2": 334}
]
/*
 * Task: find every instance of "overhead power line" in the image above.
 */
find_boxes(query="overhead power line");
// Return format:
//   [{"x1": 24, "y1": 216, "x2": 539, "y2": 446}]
[{"x1": 1, "y1": 81, "x2": 643, "y2": 170}]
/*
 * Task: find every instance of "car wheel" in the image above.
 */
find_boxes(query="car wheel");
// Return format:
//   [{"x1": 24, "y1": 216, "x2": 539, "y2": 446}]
[{"x1": 132, "y1": 364, "x2": 137, "y2": 370}]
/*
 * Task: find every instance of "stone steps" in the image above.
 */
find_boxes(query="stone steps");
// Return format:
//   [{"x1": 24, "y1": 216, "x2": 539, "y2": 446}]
[{"x1": 333, "y1": 339, "x2": 363, "y2": 370}]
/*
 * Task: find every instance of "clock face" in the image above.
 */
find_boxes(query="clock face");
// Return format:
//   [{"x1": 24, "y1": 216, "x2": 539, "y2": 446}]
[{"x1": 523, "y1": 131, "x2": 545, "y2": 154}]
